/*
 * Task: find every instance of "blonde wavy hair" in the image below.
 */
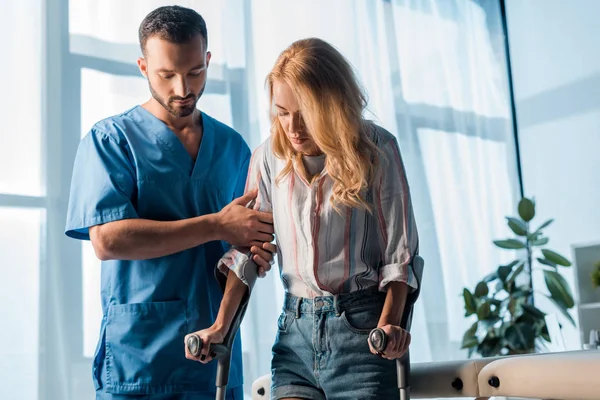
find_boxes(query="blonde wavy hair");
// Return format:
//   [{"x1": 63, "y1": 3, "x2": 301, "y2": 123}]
[{"x1": 267, "y1": 38, "x2": 380, "y2": 211}]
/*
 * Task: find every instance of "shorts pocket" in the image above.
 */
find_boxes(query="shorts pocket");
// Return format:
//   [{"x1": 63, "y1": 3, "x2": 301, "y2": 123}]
[
  {"x1": 277, "y1": 311, "x2": 294, "y2": 334},
  {"x1": 340, "y1": 305, "x2": 382, "y2": 335},
  {"x1": 105, "y1": 300, "x2": 189, "y2": 394}
]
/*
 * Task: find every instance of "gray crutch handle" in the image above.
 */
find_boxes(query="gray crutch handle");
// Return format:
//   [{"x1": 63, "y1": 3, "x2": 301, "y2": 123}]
[
  {"x1": 186, "y1": 334, "x2": 230, "y2": 360},
  {"x1": 368, "y1": 327, "x2": 388, "y2": 354}
]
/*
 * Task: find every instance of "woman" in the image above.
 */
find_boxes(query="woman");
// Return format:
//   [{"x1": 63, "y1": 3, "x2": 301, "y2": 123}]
[{"x1": 185, "y1": 38, "x2": 421, "y2": 400}]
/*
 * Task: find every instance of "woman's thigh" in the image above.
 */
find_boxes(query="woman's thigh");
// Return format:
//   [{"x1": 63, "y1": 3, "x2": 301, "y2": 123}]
[
  {"x1": 270, "y1": 311, "x2": 325, "y2": 400},
  {"x1": 320, "y1": 306, "x2": 399, "y2": 400}
]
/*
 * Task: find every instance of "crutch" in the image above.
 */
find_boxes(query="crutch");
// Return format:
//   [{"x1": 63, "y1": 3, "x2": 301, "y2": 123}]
[
  {"x1": 368, "y1": 254, "x2": 424, "y2": 400},
  {"x1": 186, "y1": 260, "x2": 258, "y2": 400}
]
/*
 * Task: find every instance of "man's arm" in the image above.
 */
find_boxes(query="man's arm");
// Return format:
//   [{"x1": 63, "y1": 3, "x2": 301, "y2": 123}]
[{"x1": 90, "y1": 190, "x2": 274, "y2": 261}]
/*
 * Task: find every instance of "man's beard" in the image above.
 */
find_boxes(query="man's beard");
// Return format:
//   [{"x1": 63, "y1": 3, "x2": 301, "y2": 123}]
[{"x1": 149, "y1": 82, "x2": 205, "y2": 118}]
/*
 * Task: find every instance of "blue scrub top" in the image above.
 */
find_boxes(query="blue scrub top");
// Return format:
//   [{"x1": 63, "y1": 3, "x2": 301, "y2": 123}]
[{"x1": 65, "y1": 105, "x2": 250, "y2": 395}]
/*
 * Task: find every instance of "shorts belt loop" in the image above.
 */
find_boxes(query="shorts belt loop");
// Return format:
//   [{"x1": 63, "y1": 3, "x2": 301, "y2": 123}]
[
  {"x1": 295, "y1": 297, "x2": 301, "y2": 319},
  {"x1": 333, "y1": 294, "x2": 341, "y2": 317}
]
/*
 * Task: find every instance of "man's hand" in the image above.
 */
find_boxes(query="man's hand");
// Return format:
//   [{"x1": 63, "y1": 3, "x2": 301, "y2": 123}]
[
  {"x1": 184, "y1": 325, "x2": 226, "y2": 364},
  {"x1": 216, "y1": 190, "x2": 274, "y2": 247},
  {"x1": 368, "y1": 324, "x2": 411, "y2": 360}
]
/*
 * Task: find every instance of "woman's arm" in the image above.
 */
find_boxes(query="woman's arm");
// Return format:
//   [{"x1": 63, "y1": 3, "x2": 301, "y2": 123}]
[
  {"x1": 371, "y1": 135, "x2": 420, "y2": 359},
  {"x1": 184, "y1": 269, "x2": 248, "y2": 363},
  {"x1": 378, "y1": 281, "x2": 410, "y2": 327}
]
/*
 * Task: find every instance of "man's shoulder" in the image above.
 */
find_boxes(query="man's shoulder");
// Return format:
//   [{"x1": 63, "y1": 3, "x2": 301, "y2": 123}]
[
  {"x1": 87, "y1": 106, "x2": 140, "y2": 143},
  {"x1": 203, "y1": 113, "x2": 251, "y2": 157}
]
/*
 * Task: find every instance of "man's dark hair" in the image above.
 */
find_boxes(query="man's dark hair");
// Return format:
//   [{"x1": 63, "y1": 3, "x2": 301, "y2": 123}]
[{"x1": 139, "y1": 6, "x2": 208, "y2": 55}]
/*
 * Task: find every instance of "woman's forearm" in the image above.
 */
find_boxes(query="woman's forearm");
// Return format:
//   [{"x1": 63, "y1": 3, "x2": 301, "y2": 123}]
[
  {"x1": 213, "y1": 269, "x2": 249, "y2": 334},
  {"x1": 378, "y1": 281, "x2": 410, "y2": 327}
]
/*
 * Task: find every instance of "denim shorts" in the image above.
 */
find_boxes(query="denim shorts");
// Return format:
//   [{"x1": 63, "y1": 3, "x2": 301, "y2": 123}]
[{"x1": 270, "y1": 289, "x2": 399, "y2": 400}]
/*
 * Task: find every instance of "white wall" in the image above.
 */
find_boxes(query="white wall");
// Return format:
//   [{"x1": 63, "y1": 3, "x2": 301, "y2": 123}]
[{"x1": 506, "y1": 0, "x2": 600, "y2": 349}]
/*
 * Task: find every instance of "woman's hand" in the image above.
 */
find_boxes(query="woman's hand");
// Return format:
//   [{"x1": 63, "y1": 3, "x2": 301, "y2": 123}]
[
  {"x1": 250, "y1": 242, "x2": 277, "y2": 277},
  {"x1": 184, "y1": 325, "x2": 226, "y2": 364},
  {"x1": 368, "y1": 324, "x2": 411, "y2": 360}
]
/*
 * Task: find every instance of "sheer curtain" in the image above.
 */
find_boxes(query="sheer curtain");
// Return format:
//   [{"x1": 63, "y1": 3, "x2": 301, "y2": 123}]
[{"x1": 0, "y1": 0, "x2": 519, "y2": 399}]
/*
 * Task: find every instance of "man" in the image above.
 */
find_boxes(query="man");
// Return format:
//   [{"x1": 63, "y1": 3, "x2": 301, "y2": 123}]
[{"x1": 65, "y1": 6, "x2": 273, "y2": 399}]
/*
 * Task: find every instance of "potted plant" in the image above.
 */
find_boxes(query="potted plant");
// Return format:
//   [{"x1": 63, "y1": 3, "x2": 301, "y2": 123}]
[{"x1": 461, "y1": 197, "x2": 575, "y2": 357}]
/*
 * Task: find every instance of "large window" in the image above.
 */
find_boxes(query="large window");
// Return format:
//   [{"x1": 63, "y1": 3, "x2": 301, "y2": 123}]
[{"x1": 0, "y1": 2, "x2": 44, "y2": 400}]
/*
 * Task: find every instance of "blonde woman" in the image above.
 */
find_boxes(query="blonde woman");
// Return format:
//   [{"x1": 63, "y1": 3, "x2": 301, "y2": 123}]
[{"x1": 186, "y1": 38, "x2": 421, "y2": 399}]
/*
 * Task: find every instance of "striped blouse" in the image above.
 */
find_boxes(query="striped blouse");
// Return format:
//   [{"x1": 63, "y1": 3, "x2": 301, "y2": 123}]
[{"x1": 218, "y1": 124, "x2": 420, "y2": 298}]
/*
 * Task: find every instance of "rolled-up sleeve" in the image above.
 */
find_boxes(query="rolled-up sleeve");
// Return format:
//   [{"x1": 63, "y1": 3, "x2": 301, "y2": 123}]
[{"x1": 376, "y1": 137, "x2": 420, "y2": 292}]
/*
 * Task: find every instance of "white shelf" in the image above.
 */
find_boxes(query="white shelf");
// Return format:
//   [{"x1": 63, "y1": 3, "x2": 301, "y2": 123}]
[{"x1": 579, "y1": 302, "x2": 600, "y2": 310}]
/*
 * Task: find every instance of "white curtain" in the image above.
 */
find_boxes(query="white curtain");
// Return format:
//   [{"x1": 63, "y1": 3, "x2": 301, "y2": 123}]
[{"x1": 1, "y1": 0, "x2": 520, "y2": 399}]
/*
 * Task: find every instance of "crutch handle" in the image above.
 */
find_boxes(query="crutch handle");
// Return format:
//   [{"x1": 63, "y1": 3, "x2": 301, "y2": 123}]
[
  {"x1": 186, "y1": 334, "x2": 230, "y2": 360},
  {"x1": 368, "y1": 327, "x2": 388, "y2": 354}
]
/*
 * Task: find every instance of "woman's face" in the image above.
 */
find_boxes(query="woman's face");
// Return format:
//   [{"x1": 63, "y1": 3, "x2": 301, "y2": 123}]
[{"x1": 273, "y1": 79, "x2": 321, "y2": 156}]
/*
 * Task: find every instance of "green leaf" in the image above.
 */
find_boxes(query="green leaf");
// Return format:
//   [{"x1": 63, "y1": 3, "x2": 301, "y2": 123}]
[
  {"x1": 544, "y1": 270, "x2": 575, "y2": 309},
  {"x1": 516, "y1": 313, "x2": 536, "y2": 325},
  {"x1": 522, "y1": 303, "x2": 546, "y2": 320},
  {"x1": 494, "y1": 239, "x2": 527, "y2": 249},
  {"x1": 518, "y1": 198, "x2": 535, "y2": 222},
  {"x1": 475, "y1": 281, "x2": 489, "y2": 297},
  {"x1": 463, "y1": 288, "x2": 477, "y2": 316},
  {"x1": 478, "y1": 336, "x2": 503, "y2": 357},
  {"x1": 461, "y1": 335, "x2": 479, "y2": 349},
  {"x1": 506, "y1": 323, "x2": 536, "y2": 351},
  {"x1": 506, "y1": 217, "x2": 528, "y2": 236},
  {"x1": 477, "y1": 301, "x2": 491, "y2": 320},
  {"x1": 531, "y1": 237, "x2": 549, "y2": 246},
  {"x1": 541, "y1": 249, "x2": 572, "y2": 267},
  {"x1": 537, "y1": 257, "x2": 557, "y2": 268},
  {"x1": 506, "y1": 263, "x2": 525, "y2": 286},
  {"x1": 466, "y1": 321, "x2": 478, "y2": 336},
  {"x1": 461, "y1": 323, "x2": 479, "y2": 349},
  {"x1": 534, "y1": 219, "x2": 554, "y2": 233},
  {"x1": 543, "y1": 294, "x2": 576, "y2": 326},
  {"x1": 497, "y1": 261, "x2": 521, "y2": 282},
  {"x1": 480, "y1": 316, "x2": 501, "y2": 331},
  {"x1": 498, "y1": 266, "x2": 512, "y2": 282},
  {"x1": 528, "y1": 231, "x2": 542, "y2": 241},
  {"x1": 461, "y1": 321, "x2": 479, "y2": 349}
]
